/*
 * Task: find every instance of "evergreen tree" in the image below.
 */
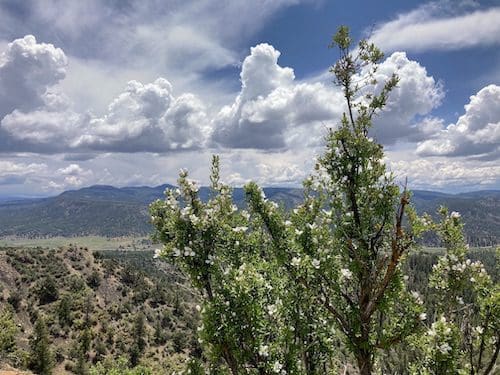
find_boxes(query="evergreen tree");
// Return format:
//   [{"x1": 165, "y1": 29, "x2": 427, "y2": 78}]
[
  {"x1": 129, "y1": 312, "x2": 146, "y2": 366},
  {"x1": 57, "y1": 293, "x2": 72, "y2": 327},
  {"x1": 37, "y1": 276, "x2": 59, "y2": 305},
  {"x1": 0, "y1": 307, "x2": 17, "y2": 356},
  {"x1": 29, "y1": 315, "x2": 54, "y2": 375}
]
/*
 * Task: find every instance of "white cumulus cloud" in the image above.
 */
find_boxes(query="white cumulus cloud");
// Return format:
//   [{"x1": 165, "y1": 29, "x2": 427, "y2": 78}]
[
  {"x1": 0, "y1": 35, "x2": 67, "y2": 116},
  {"x1": 212, "y1": 44, "x2": 443, "y2": 149},
  {"x1": 75, "y1": 78, "x2": 209, "y2": 152},
  {"x1": 212, "y1": 43, "x2": 344, "y2": 149},
  {"x1": 416, "y1": 85, "x2": 500, "y2": 158},
  {"x1": 367, "y1": 51, "x2": 444, "y2": 143}
]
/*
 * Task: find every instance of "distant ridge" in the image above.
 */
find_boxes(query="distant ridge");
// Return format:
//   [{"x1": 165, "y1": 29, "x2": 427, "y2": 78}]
[{"x1": 0, "y1": 185, "x2": 498, "y2": 245}]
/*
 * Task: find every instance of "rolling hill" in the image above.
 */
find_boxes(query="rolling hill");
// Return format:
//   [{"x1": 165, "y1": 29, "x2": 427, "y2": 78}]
[{"x1": 0, "y1": 185, "x2": 497, "y2": 245}]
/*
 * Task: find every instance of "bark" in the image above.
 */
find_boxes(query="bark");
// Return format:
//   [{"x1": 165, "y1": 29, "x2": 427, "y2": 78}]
[
  {"x1": 355, "y1": 349, "x2": 373, "y2": 375},
  {"x1": 222, "y1": 345, "x2": 240, "y2": 375}
]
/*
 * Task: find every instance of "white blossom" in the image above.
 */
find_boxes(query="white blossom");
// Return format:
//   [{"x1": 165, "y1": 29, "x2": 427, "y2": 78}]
[
  {"x1": 438, "y1": 343, "x2": 451, "y2": 355},
  {"x1": 450, "y1": 211, "x2": 461, "y2": 218},
  {"x1": 184, "y1": 246, "x2": 195, "y2": 257},
  {"x1": 232, "y1": 226, "x2": 248, "y2": 233},
  {"x1": 419, "y1": 313, "x2": 427, "y2": 321},
  {"x1": 306, "y1": 223, "x2": 317, "y2": 230},
  {"x1": 181, "y1": 206, "x2": 191, "y2": 217},
  {"x1": 273, "y1": 361, "x2": 283, "y2": 373},
  {"x1": 312, "y1": 259, "x2": 320, "y2": 269},
  {"x1": 291, "y1": 257, "x2": 301, "y2": 267},
  {"x1": 340, "y1": 268, "x2": 352, "y2": 280},
  {"x1": 411, "y1": 291, "x2": 423, "y2": 305},
  {"x1": 258, "y1": 344, "x2": 269, "y2": 357},
  {"x1": 267, "y1": 304, "x2": 278, "y2": 317},
  {"x1": 153, "y1": 248, "x2": 162, "y2": 259}
]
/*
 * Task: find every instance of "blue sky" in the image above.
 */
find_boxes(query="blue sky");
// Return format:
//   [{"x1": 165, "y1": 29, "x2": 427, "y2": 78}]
[{"x1": 0, "y1": 0, "x2": 499, "y2": 196}]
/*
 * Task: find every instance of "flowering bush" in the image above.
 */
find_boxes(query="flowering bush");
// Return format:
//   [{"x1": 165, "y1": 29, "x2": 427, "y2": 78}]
[
  {"x1": 408, "y1": 208, "x2": 499, "y2": 374},
  {"x1": 150, "y1": 26, "x2": 499, "y2": 375}
]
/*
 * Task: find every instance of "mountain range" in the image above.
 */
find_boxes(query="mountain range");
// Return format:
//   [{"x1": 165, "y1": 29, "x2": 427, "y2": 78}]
[{"x1": 0, "y1": 185, "x2": 498, "y2": 245}]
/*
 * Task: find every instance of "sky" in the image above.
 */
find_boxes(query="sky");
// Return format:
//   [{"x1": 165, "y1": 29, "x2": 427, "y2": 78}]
[{"x1": 0, "y1": 0, "x2": 499, "y2": 197}]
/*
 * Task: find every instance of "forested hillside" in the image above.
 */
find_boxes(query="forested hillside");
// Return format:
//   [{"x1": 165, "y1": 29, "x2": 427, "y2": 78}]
[
  {"x1": 0, "y1": 245, "x2": 200, "y2": 374},
  {"x1": 0, "y1": 185, "x2": 304, "y2": 238},
  {"x1": 0, "y1": 186, "x2": 497, "y2": 245}
]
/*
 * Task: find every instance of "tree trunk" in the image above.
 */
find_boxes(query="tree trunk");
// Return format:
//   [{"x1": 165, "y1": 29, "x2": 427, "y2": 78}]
[
  {"x1": 356, "y1": 350, "x2": 373, "y2": 375},
  {"x1": 222, "y1": 345, "x2": 240, "y2": 375}
]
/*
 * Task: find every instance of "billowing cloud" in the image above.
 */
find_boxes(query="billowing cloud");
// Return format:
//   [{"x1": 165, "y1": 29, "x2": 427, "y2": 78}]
[
  {"x1": 367, "y1": 52, "x2": 444, "y2": 143},
  {"x1": 56, "y1": 163, "x2": 93, "y2": 187},
  {"x1": 371, "y1": 3, "x2": 500, "y2": 52},
  {"x1": 416, "y1": 85, "x2": 500, "y2": 158},
  {"x1": 1, "y1": 109, "x2": 86, "y2": 152},
  {"x1": 0, "y1": 35, "x2": 67, "y2": 117},
  {"x1": 75, "y1": 78, "x2": 209, "y2": 152},
  {"x1": 212, "y1": 43, "x2": 344, "y2": 149},
  {"x1": 212, "y1": 45, "x2": 443, "y2": 149},
  {"x1": 0, "y1": 34, "x2": 209, "y2": 154},
  {"x1": 0, "y1": 35, "x2": 84, "y2": 153},
  {"x1": 0, "y1": 1, "x2": 498, "y2": 196}
]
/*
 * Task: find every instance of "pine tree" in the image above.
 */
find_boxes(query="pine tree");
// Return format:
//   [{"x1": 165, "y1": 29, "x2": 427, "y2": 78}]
[
  {"x1": 129, "y1": 312, "x2": 146, "y2": 366},
  {"x1": 29, "y1": 315, "x2": 54, "y2": 375}
]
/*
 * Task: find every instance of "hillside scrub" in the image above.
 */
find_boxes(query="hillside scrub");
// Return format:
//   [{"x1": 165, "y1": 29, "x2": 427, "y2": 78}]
[
  {"x1": 0, "y1": 245, "x2": 201, "y2": 374},
  {"x1": 150, "y1": 26, "x2": 499, "y2": 374}
]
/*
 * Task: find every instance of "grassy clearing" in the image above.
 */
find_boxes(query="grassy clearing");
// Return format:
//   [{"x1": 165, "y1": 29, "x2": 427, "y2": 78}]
[
  {"x1": 420, "y1": 246, "x2": 497, "y2": 254},
  {"x1": 0, "y1": 235, "x2": 153, "y2": 251}
]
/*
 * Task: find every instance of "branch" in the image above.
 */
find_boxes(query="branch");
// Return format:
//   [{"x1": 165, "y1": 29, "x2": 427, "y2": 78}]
[
  {"x1": 318, "y1": 285, "x2": 352, "y2": 344},
  {"x1": 483, "y1": 337, "x2": 499, "y2": 375},
  {"x1": 365, "y1": 189, "x2": 410, "y2": 318},
  {"x1": 319, "y1": 272, "x2": 356, "y2": 310},
  {"x1": 376, "y1": 316, "x2": 420, "y2": 349},
  {"x1": 370, "y1": 212, "x2": 389, "y2": 253}
]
